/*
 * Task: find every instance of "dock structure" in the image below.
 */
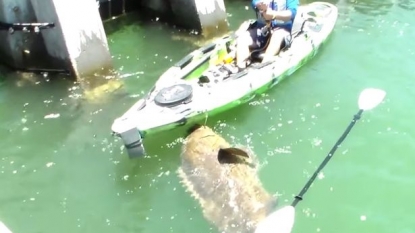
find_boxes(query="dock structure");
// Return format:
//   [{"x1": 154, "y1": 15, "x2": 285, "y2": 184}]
[
  {"x1": 0, "y1": 0, "x2": 113, "y2": 78},
  {"x1": 171, "y1": 0, "x2": 229, "y2": 38},
  {"x1": 97, "y1": 0, "x2": 141, "y2": 21},
  {"x1": 0, "y1": 0, "x2": 229, "y2": 78},
  {"x1": 142, "y1": 0, "x2": 229, "y2": 38}
]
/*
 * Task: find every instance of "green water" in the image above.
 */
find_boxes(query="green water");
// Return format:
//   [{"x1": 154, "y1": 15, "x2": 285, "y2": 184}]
[{"x1": 1, "y1": 0, "x2": 414, "y2": 232}]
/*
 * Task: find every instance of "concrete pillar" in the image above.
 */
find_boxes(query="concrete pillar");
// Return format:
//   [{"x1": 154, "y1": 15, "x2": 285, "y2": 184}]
[
  {"x1": 169, "y1": 0, "x2": 229, "y2": 39},
  {"x1": 30, "y1": 0, "x2": 113, "y2": 78}
]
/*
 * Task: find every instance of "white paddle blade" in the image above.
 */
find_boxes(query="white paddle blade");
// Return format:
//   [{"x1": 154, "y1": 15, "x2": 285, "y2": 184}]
[
  {"x1": 358, "y1": 88, "x2": 386, "y2": 111},
  {"x1": 254, "y1": 206, "x2": 295, "y2": 233},
  {"x1": 0, "y1": 221, "x2": 12, "y2": 233}
]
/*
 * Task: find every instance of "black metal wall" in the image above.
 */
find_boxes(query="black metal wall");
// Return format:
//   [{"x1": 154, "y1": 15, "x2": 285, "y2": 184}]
[{"x1": 97, "y1": 0, "x2": 141, "y2": 20}]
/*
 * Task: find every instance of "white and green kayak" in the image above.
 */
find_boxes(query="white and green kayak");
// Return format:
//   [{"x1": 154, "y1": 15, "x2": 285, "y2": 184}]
[{"x1": 111, "y1": 1, "x2": 338, "y2": 158}]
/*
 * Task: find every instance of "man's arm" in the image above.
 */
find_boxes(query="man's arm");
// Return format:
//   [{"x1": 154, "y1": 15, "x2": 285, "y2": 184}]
[
  {"x1": 251, "y1": 0, "x2": 260, "y2": 10},
  {"x1": 270, "y1": 0, "x2": 299, "y2": 22}
]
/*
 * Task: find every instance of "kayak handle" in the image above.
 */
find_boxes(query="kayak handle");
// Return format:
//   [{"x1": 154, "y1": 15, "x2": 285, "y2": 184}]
[
  {"x1": 173, "y1": 43, "x2": 217, "y2": 69},
  {"x1": 174, "y1": 54, "x2": 194, "y2": 69}
]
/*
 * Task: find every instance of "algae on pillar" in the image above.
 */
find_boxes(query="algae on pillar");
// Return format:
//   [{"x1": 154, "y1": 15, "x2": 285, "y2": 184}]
[{"x1": 170, "y1": 0, "x2": 229, "y2": 39}]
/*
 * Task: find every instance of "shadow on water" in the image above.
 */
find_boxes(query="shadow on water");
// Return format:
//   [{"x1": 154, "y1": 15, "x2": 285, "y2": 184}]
[
  {"x1": 0, "y1": 72, "x2": 87, "y2": 225},
  {"x1": 103, "y1": 12, "x2": 172, "y2": 36},
  {"x1": 103, "y1": 8, "x2": 209, "y2": 47},
  {"x1": 0, "y1": 71, "x2": 82, "y2": 156}
]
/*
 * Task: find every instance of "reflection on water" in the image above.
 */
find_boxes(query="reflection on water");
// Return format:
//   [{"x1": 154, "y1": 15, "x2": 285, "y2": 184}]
[
  {"x1": 397, "y1": 0, "x2": 415, "y2": 10},
  {"x1": 350, "y1": 0, "x2": 394, "y2": 16},
  {"x1": 345, "y1": 0, "x2": 415, "y2": 16}
]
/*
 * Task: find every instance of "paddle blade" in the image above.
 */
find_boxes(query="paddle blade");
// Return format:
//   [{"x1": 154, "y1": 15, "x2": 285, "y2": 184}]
[
  {"x1": 0, "y1": 221, "x2": 12, "y2": 233},
  {"x1": 358, "y1": 88, "x2": 386, "y2": 111},
  {"x1": 255, "y1": 206, "x2": 295, "y2": 233}
]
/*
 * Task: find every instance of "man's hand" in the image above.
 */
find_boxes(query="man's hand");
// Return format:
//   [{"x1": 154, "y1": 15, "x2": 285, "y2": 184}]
[
  {"x1": 256, "y1": 2, "x2": 268, "y2": 12},
  {"x1": 262, "y1": 7, "x2": 276, "y2": 21}
]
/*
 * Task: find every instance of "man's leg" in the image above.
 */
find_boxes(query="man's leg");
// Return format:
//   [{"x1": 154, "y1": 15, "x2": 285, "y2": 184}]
[
  {"x1": 261, "y1": 28, "x2": 290, "y2": 63},
  {"x1": 236, "y1": 28, "x2": 260, "y2": 69}
]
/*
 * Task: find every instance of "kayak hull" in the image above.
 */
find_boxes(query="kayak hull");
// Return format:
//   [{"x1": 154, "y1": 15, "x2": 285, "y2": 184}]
[{"x1": 111, "y1": 1, "x2": 339, "y2": 158}]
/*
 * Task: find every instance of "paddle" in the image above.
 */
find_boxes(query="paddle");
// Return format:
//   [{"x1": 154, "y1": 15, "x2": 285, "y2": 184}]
[
  {"x1": 0, "y1": 221, "x2": 12, "y2": 233},
  {"x1": 254, "y1": 88, "x2": 386, "y2": 233}
]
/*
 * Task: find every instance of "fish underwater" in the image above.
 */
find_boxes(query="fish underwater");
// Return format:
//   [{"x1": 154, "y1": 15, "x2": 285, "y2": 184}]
[{"x1": 177, "y1": 124, "x2": 278, "y2": 233}]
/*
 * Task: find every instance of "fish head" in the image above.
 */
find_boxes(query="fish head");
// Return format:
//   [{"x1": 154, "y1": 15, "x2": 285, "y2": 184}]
[{"x1": 184, "y1": 124, "x2": 255, "y2": 166}]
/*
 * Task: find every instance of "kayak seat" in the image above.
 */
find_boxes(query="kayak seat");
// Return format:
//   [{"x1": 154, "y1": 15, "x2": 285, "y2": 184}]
[
  {"x1": 250, "y1": 10, "x2": 317, "y2": 62},
  {"x1": 291, "y1": 9, "x2": 321, "y2": 37}
]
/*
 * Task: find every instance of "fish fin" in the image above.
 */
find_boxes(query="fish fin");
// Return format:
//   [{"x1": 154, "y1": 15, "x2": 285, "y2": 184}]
[
  {"x1": 177, "y1": 167, "x2": 207, "y2": 209},
  {"x1": 217, "y1": 147, "x2": 250, "y2": 164},
  {"x1": 234, "y1": 144, "x2": 257, "y2": 159},
  {"x1": 221, "y1": 147, "x2": 250, "y2": 158},
  {"x1": 232, "y1": 145, "x2": 260, "y2": 169}
]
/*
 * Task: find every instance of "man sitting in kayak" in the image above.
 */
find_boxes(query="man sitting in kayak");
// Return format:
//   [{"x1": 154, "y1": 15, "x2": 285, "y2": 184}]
[{"x1": 235, "y1": 0, "x2": 299, "y2": 69}]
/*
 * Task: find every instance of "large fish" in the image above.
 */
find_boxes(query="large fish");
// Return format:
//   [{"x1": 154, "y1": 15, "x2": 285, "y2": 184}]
[{"x1": 177, "y1": 124, "x2": 277, "y2": 233}]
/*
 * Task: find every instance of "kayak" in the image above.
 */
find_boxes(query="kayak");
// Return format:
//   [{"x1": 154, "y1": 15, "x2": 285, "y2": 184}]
[{"x1": 111, "y1": 1, "x2": 338, "y2": 158}]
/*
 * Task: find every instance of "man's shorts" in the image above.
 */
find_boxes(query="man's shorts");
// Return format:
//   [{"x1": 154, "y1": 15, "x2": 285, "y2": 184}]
[{"x1": 249, "y1": 25, "x2": 292, "y2": 49}]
